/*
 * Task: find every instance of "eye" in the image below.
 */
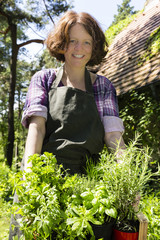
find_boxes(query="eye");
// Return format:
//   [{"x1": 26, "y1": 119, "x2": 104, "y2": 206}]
[
  {"x1": 84, "y1": 41, "x2": 91, "y2": 45},
  {"x1": 70, "y1": 39, "x2": 76, "y2": 43}
]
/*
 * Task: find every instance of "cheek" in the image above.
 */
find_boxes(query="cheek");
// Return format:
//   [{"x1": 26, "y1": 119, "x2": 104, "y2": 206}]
[
  {"x1": 64, "y1": 45, "x2": 73, "y2": 55},
  {"x1": 88, "y1": 45, "x2": 93, "y2": 54},
  {"x1": 89, "y1": 46, "x2": 94, "y2": 56},
  {"x1": 87, "y1": 48, "x2": 93, "y2": 57}
]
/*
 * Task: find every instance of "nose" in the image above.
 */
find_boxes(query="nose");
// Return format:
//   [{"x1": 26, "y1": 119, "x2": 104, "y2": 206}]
[{"x1": 74, "y1": 41, "x2": 82, "y2": 50}]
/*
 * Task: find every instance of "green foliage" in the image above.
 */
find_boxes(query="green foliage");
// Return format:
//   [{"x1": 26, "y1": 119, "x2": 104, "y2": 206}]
[
  {"x1": 138, "y1": 26, "x2": 160, "y2": 65},
  {"x1": 11, "y1": 139, "x2": 160, "y2": 238},
  {"x1": 12, "y1": 153, "x2": 117, "y2": 239},
  {"x1": 0, "y1": 162, "x2": 14, "y2": 239},
  {"x1": 111, "y1": 0, "x2": 137, "y2": 26},
  {"x1": 0, "y1": 0, "x2": 72, "y2": 33},
  {"x1": 141, "y1": 193, "x2": 160, "y2": 239},
  {"x1": 0, "y1": 199, "x2": 12, "y2": 240},
  {"x1": 0, "y1": 162, "x2": 14, "y2": 200},
  {"x1": 119, "y1": 90, "x2": 160, "y2": 168},
  {"x1": 38, "y1": 49, "x2": 62, "y2": 69},
  {"x1": 105, "y1": 12, "x2": 140, "y2": 45},
  {"x1": 87, "y1": 135, "x2": 160, "y2": 232}
]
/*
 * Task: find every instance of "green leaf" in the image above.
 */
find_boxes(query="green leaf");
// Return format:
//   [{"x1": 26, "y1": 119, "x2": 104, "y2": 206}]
[
  {"x1": 42, "y1": 222, "x2": 50, "y2": 236},
  {"x1": 72, "y1": 221, "x2": 81, "y2": 231},
  {"x1": 105, "y1": 208, "x2": 117, "y2": 219}
]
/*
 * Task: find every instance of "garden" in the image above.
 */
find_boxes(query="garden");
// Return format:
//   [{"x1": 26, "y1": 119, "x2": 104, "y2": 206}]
[
  {"x1": 0, "y1": 90, "x2": 160, "y2": 239},
  {"x1": 0, "y1": 1, "x2": 160, "y2": 239}
]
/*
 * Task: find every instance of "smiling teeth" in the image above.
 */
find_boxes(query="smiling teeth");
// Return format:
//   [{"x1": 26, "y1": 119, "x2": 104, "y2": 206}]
[{"x1": 74, "y1": 55, "x2": 83, "y2": 58}]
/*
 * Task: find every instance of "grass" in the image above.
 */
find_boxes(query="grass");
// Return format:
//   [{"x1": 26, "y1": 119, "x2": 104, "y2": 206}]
[{"x1": 0, "y1": 199, "x2": 11, "y2": 240}]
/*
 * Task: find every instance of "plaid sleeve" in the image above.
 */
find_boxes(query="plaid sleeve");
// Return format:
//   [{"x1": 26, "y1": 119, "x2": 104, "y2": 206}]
[
  {"x1": 21, "y1": 69, "x2": 56, "y2": 128},
  {"x1": 93, "y1": 75, "x2": 119, "y2": 117},
  {"x1": 103, "y1": 78, "x2": 119, "y2": 117},
  {"x1": 93, "y1": 75, "x2": 124, "y2": 133}
]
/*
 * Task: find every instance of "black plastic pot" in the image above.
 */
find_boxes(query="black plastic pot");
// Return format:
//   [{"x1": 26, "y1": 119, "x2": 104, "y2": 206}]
[
  {"x1": 89, "y1": 220, "x2": 115, "y2": 240},
  {"x1": 50, "y1": 220, "x2": 115, "y2": 240}
]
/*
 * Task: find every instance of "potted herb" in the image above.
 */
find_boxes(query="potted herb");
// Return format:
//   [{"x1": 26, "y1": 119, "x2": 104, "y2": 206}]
[
  {"x1": 12, "y1": 152, "x2": 117, "y2": 239},
  {"x1": 66, "y1": 178, "x2": 117, "y2": 239},
  {"x1": 12, "y1": 153, "x2": 67, "y2": 239},
  {"x1": 12, "y1": 136, "x2": 159, "y2": 239},
  {"x1": 88, "y1": 135, "x2": 160, "y2": 240}
]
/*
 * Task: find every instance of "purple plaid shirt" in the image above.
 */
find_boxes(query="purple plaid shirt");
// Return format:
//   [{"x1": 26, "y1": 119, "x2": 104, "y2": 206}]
[{"x1": 22, "y1": 69, "x2": 124, "y2": 133}]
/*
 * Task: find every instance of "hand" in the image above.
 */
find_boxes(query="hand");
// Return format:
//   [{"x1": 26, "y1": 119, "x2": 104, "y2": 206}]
[
  {"x1": 132, "y1": 193, "x2": 141, "y2": 212},
  {"x1": 116, "y1": 149, "x2": 125, "y2": 164}
]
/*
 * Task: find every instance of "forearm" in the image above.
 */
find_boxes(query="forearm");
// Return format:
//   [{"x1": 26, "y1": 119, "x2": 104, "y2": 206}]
[
  {"x1": 24, "y1": 117, "x2": 46, "y2": 172},
  {"x1": 104, "y1": 131, "x2": 125, "y2": 150}
]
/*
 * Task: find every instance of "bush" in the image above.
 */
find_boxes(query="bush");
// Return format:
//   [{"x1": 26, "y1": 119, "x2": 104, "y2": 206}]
[
  {"x1": 141, "y1": 193, "x2": 160, "y2": 239},
  {"x1": 0, "y1": 162, "x2": 14, "y2": 200},
  {"x1": 119, "y1": 90, "x2": 160, "y2": 175},
  {"x1": 0, "y1": 199, "x2": 12, "y2": 240}
]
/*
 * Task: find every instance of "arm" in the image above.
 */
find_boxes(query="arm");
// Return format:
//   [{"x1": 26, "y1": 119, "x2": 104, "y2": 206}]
[
  {"x1": 104, "y1": 131, "x2": 126, "y2": 162},
  {"x1": 104, "y1": 131, "x2": 125, "y2": 151},
  {"x1": 24, "y1": 116, "x2": 46, "y2": 172}
]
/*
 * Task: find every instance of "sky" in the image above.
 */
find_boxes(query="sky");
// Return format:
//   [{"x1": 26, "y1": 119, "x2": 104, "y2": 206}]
[
  {"x1": 24, "y1": 0, "x2": 146, "y2": 60},
  {"x1": 72, "y1": 0, "x2": 146, "y2": 31}
]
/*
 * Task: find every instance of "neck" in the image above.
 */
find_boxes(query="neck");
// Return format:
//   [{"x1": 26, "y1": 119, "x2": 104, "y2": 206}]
[
  {"x1": 63, "y1": 64, "x2": 85, "y2": 83},
  {"x1": 62, "y1": 64, "x2": 86, "y2": 91}
]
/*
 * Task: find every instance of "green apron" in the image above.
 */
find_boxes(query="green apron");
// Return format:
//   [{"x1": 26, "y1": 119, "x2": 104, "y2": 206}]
[{"x1": 42, "y1": 67, "x2": 104, "y2": 174}]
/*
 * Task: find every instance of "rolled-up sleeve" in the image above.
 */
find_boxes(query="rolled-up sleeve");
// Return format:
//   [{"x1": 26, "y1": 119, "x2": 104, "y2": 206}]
[
  {"x1": 21, "y1": 69, "x2": 56, "y2": 128},
  {"x1": 103, "y1": 80, "x2": 124, "y2": 133},
  {"x1": 103, "y1": 116, "x2": 124, "y2": 133}
]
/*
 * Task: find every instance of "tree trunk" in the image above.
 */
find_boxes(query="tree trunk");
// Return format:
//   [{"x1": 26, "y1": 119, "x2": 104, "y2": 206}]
[{"x1": 6, "y1": 22, "x2": 18, "y2": 167}]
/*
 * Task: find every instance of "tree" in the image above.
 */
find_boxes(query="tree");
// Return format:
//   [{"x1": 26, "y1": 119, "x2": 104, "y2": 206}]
[
  {"x1": 0, "y1": 67, "x2": 9, "y2": 159},
  {"x1": 39, "y1": 48, "x2": 62, "y2": 69},
  {"x1": 0, "y1": 0, "x2": 71, "y2": 167},
  {"x1": 111, "y1": 0, "x2": 137, "y2": 26}
]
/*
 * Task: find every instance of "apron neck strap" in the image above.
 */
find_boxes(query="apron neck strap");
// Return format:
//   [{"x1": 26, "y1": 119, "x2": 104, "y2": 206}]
[
  {"x1": 52, "y1": 65, "x2": 93, "y2": 94},
  {"x1": 51, "y1": 65, "x2": 64, "y2": 88},
  {"x1": 85, "y1": 68, "x2": 94, "y2": 94}
]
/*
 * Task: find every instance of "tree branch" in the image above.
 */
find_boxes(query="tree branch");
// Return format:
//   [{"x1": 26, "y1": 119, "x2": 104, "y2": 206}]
[
  {"x1": 0, "y1": 9, "x2": 8, "y2": 18},
  {"x1": 42, "y1": 0, "x2": 55, "y2": 25},
  {"x1": 18, "y1": 39, "x2": 44, "y2": 49},
  {"x1": 0, "y1": 26, "x2": 10, "y2": 34}
]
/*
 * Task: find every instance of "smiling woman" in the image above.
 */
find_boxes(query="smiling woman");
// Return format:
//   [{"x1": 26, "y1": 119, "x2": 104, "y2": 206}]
[
  {"x1": 10, "y1": 10, "x2": 125, "y2": 240},
  {"x1": 45, "y1": 11, "x2": 108, "y2": 66}
]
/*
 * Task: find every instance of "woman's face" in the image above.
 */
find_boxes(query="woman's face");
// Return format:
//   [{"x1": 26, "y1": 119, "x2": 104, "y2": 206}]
[{"x1": 64, "y1": 23, "x2": 93, "y2": 69}]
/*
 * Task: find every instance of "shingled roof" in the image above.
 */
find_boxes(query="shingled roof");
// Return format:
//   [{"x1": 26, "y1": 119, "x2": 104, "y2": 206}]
[{"x1": 97, "y1": 1, "x2": 160, "y2": 96}]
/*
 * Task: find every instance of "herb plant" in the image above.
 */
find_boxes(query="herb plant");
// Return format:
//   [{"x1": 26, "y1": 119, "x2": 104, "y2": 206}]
[
  {"x1": 86, "y1": 135, "x2": 160, "y2": 232},
  {"x1": 12, "y1": 153, "x2": 117, "y2": 239},
  {"x1": 12, "y1": 136, "x2": 160, "y2": 238}
]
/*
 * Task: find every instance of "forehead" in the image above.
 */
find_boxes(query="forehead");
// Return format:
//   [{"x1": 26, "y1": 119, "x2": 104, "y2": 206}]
[{"x1": 69, "y1": 23, "x2": 92, "y2": 40}]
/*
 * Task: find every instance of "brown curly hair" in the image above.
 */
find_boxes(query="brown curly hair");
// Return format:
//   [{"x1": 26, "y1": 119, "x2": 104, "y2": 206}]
[{"x1": 45, "y1": 11, "x2": 108, "y2": 66}]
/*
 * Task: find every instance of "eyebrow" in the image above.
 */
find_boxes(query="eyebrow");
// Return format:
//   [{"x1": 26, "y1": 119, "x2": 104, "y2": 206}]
[{"x1": 70, "y1": 37, "x2": 92, "y2": 41}]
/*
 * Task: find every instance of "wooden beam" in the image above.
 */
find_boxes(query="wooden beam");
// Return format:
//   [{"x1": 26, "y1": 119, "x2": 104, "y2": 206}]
[{"x1": 137, "y1": 212, "x2": 148, "y2": 240}]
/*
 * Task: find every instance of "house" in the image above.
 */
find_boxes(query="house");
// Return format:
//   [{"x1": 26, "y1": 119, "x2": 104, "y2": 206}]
[{"x1": 97, "y1": 0, "x2": 160, "y2": 99}]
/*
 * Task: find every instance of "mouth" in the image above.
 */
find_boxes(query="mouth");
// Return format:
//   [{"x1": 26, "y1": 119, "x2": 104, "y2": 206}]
[{"x1": 72, "y1": 54, "x2": 84, "y2": 59}]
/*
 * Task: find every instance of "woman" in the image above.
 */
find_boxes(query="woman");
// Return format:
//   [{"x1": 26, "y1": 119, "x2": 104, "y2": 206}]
[
  {"x1": 22, "y1": 10, "x2": 125, "y2": 175},
  {"x1": 9, "y1": 11, "x2": 126, "y2": 240}
]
